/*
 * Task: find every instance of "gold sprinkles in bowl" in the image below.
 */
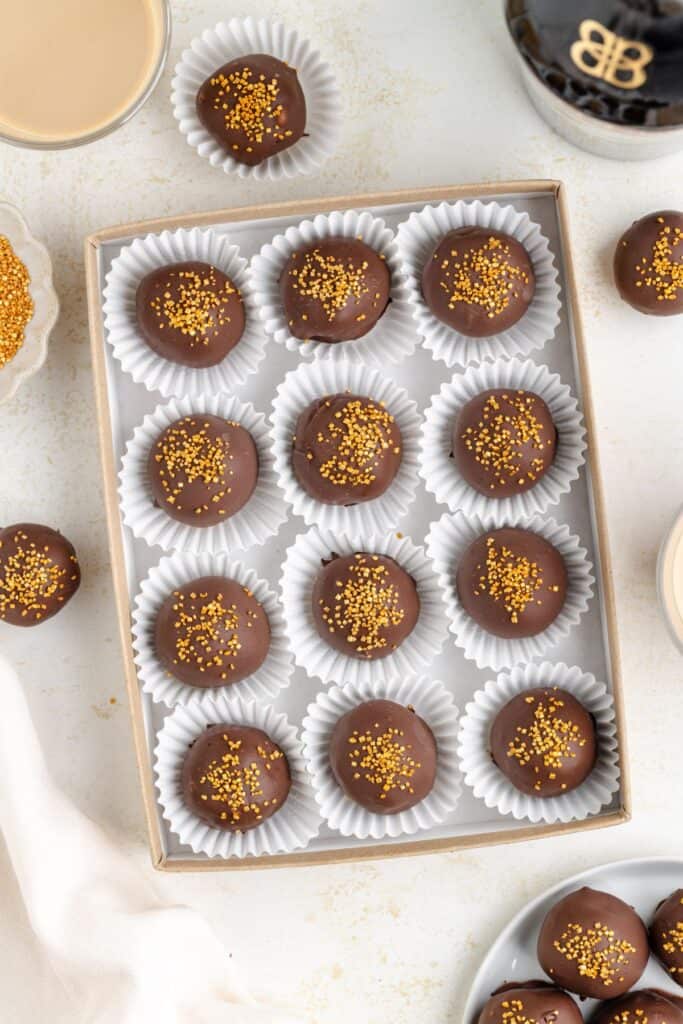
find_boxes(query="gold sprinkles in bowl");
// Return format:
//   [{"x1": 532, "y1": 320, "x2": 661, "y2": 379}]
[{"x1": 0, "y1": 235, "x2": 33, "y2": 368}]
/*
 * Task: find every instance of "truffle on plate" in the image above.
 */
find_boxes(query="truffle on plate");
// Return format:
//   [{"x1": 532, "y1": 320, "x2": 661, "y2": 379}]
[
  {"x1": 651, "y1": 889, "x2": 683, "y2": 985},
  {"x1": 421, "y1": 226, "x2": 535, "y2": 336},
  {"x1": 148, "y1": 414, "x2": 258, "y2": 526},
  {"x1": 311, "y1": 552, "x2": 419, "y2": 660},
  {"x1": 155, "y1": 575, "x2": 270, "y2": 688},
  {"x1": 477, "y1": 981, "x2": 582, "y2": 1024},
  {"x1": 590, "y1": 989, "x2": 683, "y2": 1024},
  {"x1": 182, "y1": 723, "x2": 290, "y2": 831},
  {"x1": 329, "y1": 698, "x2": 436, "y2": 813},
  {"x1": 292, "y1": 393, "x2": 401, "y2": 505},
  {"x1": 614, "y1": 210, "x2": 683, "y2": 316},
  {"x1": 537, "y1": 886, "x2": 649, "y2": 999},
  {"x1": 0, "y1": 523, "x2": 80, "y2": 627}
]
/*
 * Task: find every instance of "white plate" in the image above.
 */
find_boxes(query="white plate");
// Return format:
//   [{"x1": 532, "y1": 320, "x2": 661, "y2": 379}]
[{"x1": 463, "y1": 856, "x2": 683, "y2": 1021}]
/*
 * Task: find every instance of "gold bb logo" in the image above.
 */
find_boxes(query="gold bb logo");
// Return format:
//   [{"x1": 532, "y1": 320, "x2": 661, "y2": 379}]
[{"x1": 570, "y1": 18, "x2": 653, "y2": 89}]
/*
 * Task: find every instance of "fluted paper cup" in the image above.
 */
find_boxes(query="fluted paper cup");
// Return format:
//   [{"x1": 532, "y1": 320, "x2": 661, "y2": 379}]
[
  {"x1": 251, "y1": 209, "x2": 417, "y2": 367},
  {"x1": 103, "y1": 227, "x2": 265, "y2": 399},
  {"x1": 421, "y1": 356, "x2": 586, "y2": 520},
  {"x1": 457, "y1": 661, "x2": 620, "y2": 824},
  {"x1": 426, "y1": 511, "x2": 594, "y2": 671},
  {"x1": 281, "y1": 528, "x2": 449, "y2": 686},
  {"x1": 119, "y1": 394, "x2": 286, "y2": 555},
  {"x1": 395, "y1": 199, "x2": 561, "y2": 368},
  {"x1": 301, "y1": 675, "x2": 462, "y2": 839},
  {"x1": 270, "y1": 359, "x2": 421, "y2": 534},
  {"x1": 132, "y1": 553, "x2": 293, "y2": 709},
  {"x1": 155, "y1": 696, "x2": 321, "y2": 858},
  {"x1": 172, "y1": 17, "x2": 341, "y2": 181}
]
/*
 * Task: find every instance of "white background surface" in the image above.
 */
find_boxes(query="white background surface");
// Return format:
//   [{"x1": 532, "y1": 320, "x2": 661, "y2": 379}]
[{"x1": 1, "y1": 1, "x2": 682, "y2": 1020}]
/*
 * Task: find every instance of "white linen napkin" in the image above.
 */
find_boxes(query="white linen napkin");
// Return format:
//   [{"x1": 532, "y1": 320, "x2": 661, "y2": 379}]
[{"x1": 0, "y1": 653, "x2": 300, "y2": 1024}]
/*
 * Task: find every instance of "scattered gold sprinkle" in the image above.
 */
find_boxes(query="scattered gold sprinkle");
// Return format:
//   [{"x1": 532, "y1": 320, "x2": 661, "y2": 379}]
[
  {"x1": 149, "y1": 266, "x2": 236, "y2": 346},
  {"x1": 632, "y1": 221, "x2": 683, "y2": 301},
  {"x1": 0, "y1": 528, "x2": 77, "y2": 621},
  {"x1": 0, "y1": 235, "x2": 33, "y2": 368},
  {"x1": 552, "y1": 922, "x2": 637, "y2": 986},
  {"x1": 505, "y1": 689, "x2": 588, "y2": 793},
  {"x1": 209, "y1": 66, "x2": 287, "y2": 147},
  {"x1": 319, "y1": 554, "x2": 406, "y2": 654},
  {"x1": 288, "y1": 248, "x2": 370, "y2": 322},
  {"x1": 438, "y1": 235, "x2": 530, "y2": 318},
  {"x1": 460, "y1": 391, "x2": 551, "y2": 490},
  {"x1": 345, "y1": 724, "x2": 421, "y2": 800}
]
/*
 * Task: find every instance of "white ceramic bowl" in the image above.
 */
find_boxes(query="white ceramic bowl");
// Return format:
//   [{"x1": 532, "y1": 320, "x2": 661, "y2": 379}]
[{"x1": 0, "y1": 202, "x2": 58, "y2": 403}]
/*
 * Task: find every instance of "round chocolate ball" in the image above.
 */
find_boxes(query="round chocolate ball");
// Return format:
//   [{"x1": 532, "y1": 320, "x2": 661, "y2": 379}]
[
  {"x1": 311, "y1": 552, "x2": 419, "y2": 661},
  {"x1": 537, "y1": 887, "x2": 649, "y2": 999},
  {"x1": 489, "y1": 687, "x2": 597, "y2": 797},
  {"x1": 182, "y1": 723, "x2": 291, "y2": 832},
  {"x1": 196, "y1": 53, "x2": 306, "y2": 166},
  {"x1": 154, "y1": 576, "x2": 270, "y2": 689},
  {"x1": 148, "y1": 414, "x2": 258, "y2": 527},
  {"x1": 421, "y1": 226, "x2": 535, "y2": 337},
  {"x1": 329, "y1": 699, "x2": 437, "y2": 814},
  {"x1": 0, "y1": 523, "x2": 80, "y2": 627},
  {"x1": 292, "y1": 393, "x2": 402, "y2": 506},
  {"x1": 614, "y1": 210, "x2": 683, "y2": 316},
  {"x1": 651, "y1": 889, "x2": 683, "y2": 986},
  {"x1": 456, "y1": 527, "x2": 567, "y2": 640},
  {"x1": 280, "y1": 237, "x2": 391, "y2": 343},
  {"x1": 453, "y1": 388, "x2": 557, "y2": 497},
  {"x1": 136, "y1": 261, "x2": 245, "y2": 368},
  {"x1": 477, "y1": 982, "x2": 582, "y2": 1024},
  {"x1": 591, "y1": 990, "x2": 683, "y2": 1024}
]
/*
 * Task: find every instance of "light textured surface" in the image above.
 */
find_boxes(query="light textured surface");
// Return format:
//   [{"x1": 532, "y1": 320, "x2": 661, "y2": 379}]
[{"x1": 1, "y1": 1, "x2": 682, "y2": 1020}]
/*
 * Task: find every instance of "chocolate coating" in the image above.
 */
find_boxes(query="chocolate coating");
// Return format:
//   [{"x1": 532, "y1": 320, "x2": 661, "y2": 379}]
[
  {"x1": 591, "y1": 990, "x2": 683, "y2": 1024},
  {"x1": 453, "y1": 389, "x2": 557, "y2": 498},
  {"x1": 280, "y1": 237, "x2": 391, "y2": 343},
  {"x1": 614, "y1": 211, "x2": 683, "y2": 316},
  {"x1": 136, "y1": 261, "x2": 245, "y2": 368},
  {"x1": 311, "y1": 552, "x2": 419, "y2": 661},
  {"x1": 478, "y1": 981, "x2": 582, "y2": 1024},
  {"x1": 196, "y1": 54, "x2": 306, "y2": 166},
  {"x1": 0, "y1": 523, "x2": 80, "y2": 627},
  {"x1": 148, "y1": 414, "x2": 258, "y2": 527},
  {"x1": 329, "y1": 699, "x2": 436, "y2": 814},
  {"x1": 292, "y1": 393, "x2": 402, "y2": 505},
  {"x1": 651, "y1": 889, "x2": 683, "y2": 986},
  {"x1": 490, "y1": 687, "x2": 597, "y2": 797},
  {"x1": 456, "y1": 527, "x2": 567, "y2": 640},
  {"x1": 537, "y1": 887, "x2": 649, "y2": 999},
  {"x1": 182, "y1": 723, "x2": 290, "y2": 831},
  {"x1": 155, "y1": 575, "x2": 270, "y2": 689},
  {"x1": 421, "y1": 227, "x2": 535, "y2": 337}
]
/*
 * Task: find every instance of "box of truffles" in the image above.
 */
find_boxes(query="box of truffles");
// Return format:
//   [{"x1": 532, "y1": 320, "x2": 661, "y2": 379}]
[{"x1": 84, "y1": 180, "x2": 629, "y2": 871}]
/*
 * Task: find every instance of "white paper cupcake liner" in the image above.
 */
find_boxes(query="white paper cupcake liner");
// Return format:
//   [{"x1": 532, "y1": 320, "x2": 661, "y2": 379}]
[
  {"x1": 421, "y1": 356, "x2": 586, "y2": 521},
  {"x1": 281, "y1": 528, "x2": 449, "y2": 686},
  {"x1": 119, "y1": 394, "x2": 286, "y2": 556},
  {"x1": 301, "y1": 675, "x2": 462, "y2": 839},
  {"x1": 155, "y1": 696, "x2": 321, "y2": 858},
  {"x1": 132, "y1": 553, "x2": 293, "y2": 709},
  {"x1": 103, "y1": 227, "x2": 265, "y2": 399},
  {"x1": 270, "y1": 360, "x2": 421, "y2": 535},
  {"x1": 171, "y1": 17, "x2": 341, "y2": 181},
  {"x1": 457, "y1": 661, "x2": 620, "y2": 824},
  {"x1": 395, "y1": 200, "x2": 561, "y2": 368},
  {"x1": 426, "y1": 512, "x2": 594, "y2": 671},
  {"x1": 251, "y1": 209, "x2": 417, "y2": 367}
]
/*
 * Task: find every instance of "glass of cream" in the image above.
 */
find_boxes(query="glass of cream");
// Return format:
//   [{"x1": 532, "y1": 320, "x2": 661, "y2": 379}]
[{"x1": 0, "y1": 0, "x2": 171, "y2": 149}]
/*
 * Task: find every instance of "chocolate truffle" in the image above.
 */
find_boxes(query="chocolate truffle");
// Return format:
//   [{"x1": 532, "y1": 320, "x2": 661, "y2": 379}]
[
  {"x1": 280, "y1": 237, "x2": 391, "y2": 343},
  {"x1": 155, "y1": 576, "x2": 270, "y2": 689},
  {"x1": 651, "y1": 889, "x2": 683, "y2": 985},
  {"x1": 196, "y1": 54, "x2": 306, "y2": 166},
  {"x1": 182, "y1": 723, "x2": 290, "y2": 831},
  {"x1": 292, "y1": 393, "x2": 401, "y2": 505},
  {"x1": 456, "y1": 527, "x2": 567, "y2": 639},
  {"x1": 0, "y1": 523, "x2": 80, "y2": 627},
  {"x1": 311, "y1": 552, "x2": 419, "y2": 660},
  {"x1": 421, "y1": 227, "x2": 535, "y2": 337},
  {"x1": 537, "y1": 887, "x2": 649, "y2": 999},
  {"x1": 148, "y1": 414, "x2": 258, "y2": 527},
  {"x1": 453, "y1": 389, "x2": 557, "y2": 497},
  {"x1": 329, "y1": 699, "x2": 436, "y2": 813},
  {"x1": 614, "y1": 211, "x2": 683, "y2": 316},
  {"x1": 490, "y1": 687, "x2": 597, "y2": 797},
  {"x1": 136, "y1": 261, "x2": 245, "y2": 368},
  {"x1": 591, "y1": 990, "x2": 683, "y2": 1024},
  {"x1": 477, "y1": 982, "x2": 582, "y2": 1024}
]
